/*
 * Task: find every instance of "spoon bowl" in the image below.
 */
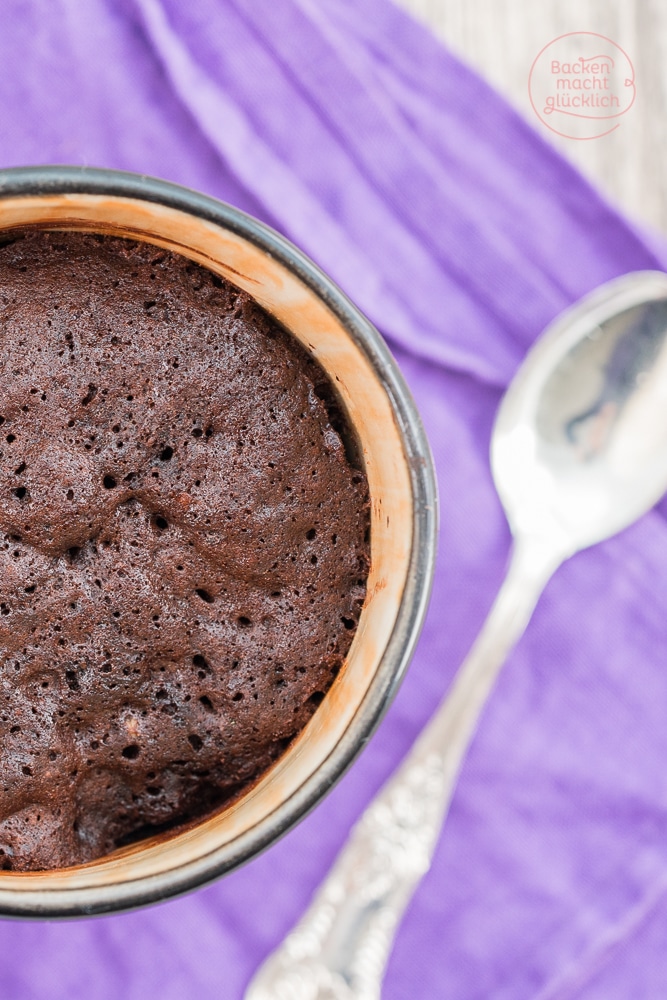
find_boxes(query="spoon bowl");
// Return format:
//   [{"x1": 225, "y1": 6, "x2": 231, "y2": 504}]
[{"x1": 494, "y1": 271, "x2": 667, "y2": 552}]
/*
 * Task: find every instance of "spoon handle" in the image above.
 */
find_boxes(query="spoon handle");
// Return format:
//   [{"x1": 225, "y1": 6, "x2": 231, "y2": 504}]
[{"x1": 244, "y1": 536, "x2": 565, "y2": 1000}]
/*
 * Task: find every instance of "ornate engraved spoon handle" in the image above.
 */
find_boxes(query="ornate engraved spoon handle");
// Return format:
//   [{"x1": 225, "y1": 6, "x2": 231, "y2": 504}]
[{"x1": 245, "y1": 536, "x2": 565, "y2": 1000}]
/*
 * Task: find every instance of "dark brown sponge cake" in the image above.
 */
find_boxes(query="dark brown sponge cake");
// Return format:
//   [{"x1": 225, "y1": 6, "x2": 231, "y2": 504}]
[{"x1": 0, "y1": 230, "x2": 369, "y2": 871}]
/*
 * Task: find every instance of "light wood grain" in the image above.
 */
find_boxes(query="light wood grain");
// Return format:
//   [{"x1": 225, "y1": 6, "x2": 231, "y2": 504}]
[{"x1": 396, "y1": 0, "x2": 667, "y2": 238}]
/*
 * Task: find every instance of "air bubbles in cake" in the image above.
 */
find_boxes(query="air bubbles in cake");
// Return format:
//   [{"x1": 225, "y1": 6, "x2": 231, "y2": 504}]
[
  {"x1": 0, "y1": 229, "x2": 370, "y2": 872},
  {"x1": 64, "y1": 670, "x2": 80, "y2": 692},
  {"x1": 80, "y1": 384, "x2": 97, "y2": 406},
  {"x1": 192, "y1": 654, "x2": 210, "y2": 675}
]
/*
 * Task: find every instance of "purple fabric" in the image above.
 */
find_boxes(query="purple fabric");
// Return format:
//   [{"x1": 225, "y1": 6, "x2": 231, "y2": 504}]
[{"x1": 0, "y1": 0, "x2": 666, "y2": 996}]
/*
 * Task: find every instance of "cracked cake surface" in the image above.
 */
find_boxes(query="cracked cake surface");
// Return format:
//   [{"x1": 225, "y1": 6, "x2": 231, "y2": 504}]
[{"x1": 0, "y1": 229, "x2": 369, "y2": 871}]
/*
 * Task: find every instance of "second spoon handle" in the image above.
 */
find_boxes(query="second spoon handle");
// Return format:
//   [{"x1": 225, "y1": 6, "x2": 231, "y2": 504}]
[{"x1": 244, "y1": 535, "x2": 567, "y2": 1000}]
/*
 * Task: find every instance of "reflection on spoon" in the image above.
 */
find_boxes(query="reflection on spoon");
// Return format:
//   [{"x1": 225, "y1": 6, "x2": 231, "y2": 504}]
[{"x1": 566, "y1": 300, "x2": 667, "y2": 460}]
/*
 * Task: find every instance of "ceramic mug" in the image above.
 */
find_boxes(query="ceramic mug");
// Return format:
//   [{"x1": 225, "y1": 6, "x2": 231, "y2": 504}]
[{"x1": 0, "y1": 166, "x2": 437, "y2": 917}]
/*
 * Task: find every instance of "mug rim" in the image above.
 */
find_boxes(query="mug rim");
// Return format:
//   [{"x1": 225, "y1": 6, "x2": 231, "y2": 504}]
[{"x1": 0, "y1": 166, "x2": 438, "y2": 917}]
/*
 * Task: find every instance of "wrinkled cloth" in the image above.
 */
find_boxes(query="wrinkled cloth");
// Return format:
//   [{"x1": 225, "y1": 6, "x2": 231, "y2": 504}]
[{"x1": 1, "y1": 1, "x2": 666, "y2": 997}]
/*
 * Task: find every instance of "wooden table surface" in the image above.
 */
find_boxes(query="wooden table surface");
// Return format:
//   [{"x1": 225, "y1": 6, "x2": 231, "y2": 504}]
[{"x1": 397, "y1": 0, "x2": 667, "y2": 238}]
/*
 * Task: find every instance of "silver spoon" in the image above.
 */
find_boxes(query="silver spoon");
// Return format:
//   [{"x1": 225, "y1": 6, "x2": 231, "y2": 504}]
[{"x1": 245, "y1": 271, "x2": 667, "y2": 1000}]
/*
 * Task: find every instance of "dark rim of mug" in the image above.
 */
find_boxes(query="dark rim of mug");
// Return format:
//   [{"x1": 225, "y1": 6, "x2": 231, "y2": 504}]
[{"x1": 0, "y1": 166, "x2": 438, "y2": 918}]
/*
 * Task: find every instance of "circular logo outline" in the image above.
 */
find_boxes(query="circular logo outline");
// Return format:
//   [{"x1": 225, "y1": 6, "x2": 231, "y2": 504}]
[{"x1": 528, "y1": 32, "x2": 636, "y2": 140}]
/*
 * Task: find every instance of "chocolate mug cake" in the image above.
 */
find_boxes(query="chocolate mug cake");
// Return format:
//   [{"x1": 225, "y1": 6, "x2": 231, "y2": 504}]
[{"x1": 0, "y1": 229, "x2": 370, "y2": 871}]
